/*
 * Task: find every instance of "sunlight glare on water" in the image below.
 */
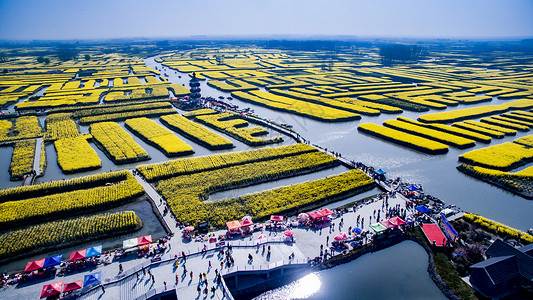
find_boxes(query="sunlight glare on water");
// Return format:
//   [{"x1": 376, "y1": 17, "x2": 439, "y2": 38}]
[{"x1": 289, "y1": 273, "x2": 321, "y2": 299}]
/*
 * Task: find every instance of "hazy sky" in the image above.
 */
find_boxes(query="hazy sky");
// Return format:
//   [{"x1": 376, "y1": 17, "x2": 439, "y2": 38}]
[{"x1": 1, "y1": 0, "x2": 532, "y2": 40}]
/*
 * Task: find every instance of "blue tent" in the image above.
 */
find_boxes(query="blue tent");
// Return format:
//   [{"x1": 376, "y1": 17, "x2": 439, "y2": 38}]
[
  {"x1": 43, "y1": 254, "x2": 63, "y2": 267},
  {"x1": 352, "y1": 227, "x2": 363, "y2": 234},
  {"x1": 374, "y1": 169, "x2": 386, "y2": 175},
  {"x1": 86, "y1": 245, "x2": 102, "y2": 258},
  {"x1": 83, "y1": 271, "x2": 102, "y2": 287},
  {"x1": 406, "y1": 184, "x2": 420, "y2": 191},
  {"x1": 415, "y1": 205, "x2": 431, "y2": 214}
]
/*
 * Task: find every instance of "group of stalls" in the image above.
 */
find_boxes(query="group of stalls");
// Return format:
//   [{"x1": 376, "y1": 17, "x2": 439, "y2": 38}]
[
  {"x1": 297, "y1": 208, "x2": 334, "y2": 226},
  {"x1": 40, "y1": 271, "x2": 102, "y2": 298},
  {"x1": 226, "y1": 216, "x2": 256, "y2": 236},
  {"x1": 23, "y1": 245, "x2": 103, "y2": 281},
  {"x1": 121, "y1": 235, "x2": 155, "y2": 256},
  {"x1": 369, "y1": 216, "x2": 408, "y2": 236}
]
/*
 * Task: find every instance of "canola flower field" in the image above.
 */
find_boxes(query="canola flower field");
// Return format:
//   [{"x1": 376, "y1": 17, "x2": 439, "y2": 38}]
[
  {"x1": 125, "y1": 117, "x2": 194, "y2": 157},
  {"x1": 90, "y1": 121, "x2": 150, "y2": 164},
  {"x1": 0, "y1": 211, "x2": 142, "y2": 260},
  {"x1": 0, "y1": 43, "x2": 533, "y2": 264}
]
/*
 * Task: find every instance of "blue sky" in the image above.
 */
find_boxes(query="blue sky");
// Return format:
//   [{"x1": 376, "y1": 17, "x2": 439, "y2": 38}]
[{"x1": 1, "y1": 0, "x2": 532, "y2": 40}]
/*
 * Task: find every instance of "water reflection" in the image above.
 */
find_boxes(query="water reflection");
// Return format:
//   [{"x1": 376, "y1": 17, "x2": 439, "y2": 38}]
[
  {"x1": 254, "y1": 241, "x2": 447, "y2": 300},
  {"x1": 290, "y1": 273, "x2": 321, "y2": 299}
]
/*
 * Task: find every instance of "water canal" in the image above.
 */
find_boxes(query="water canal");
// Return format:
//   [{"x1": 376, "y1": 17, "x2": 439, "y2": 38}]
[
  {"x1": 253, "y1": 241, "x2": 447, "y2": 300},
  {"x1": 145, "y1": 54, "x2": 533, "y2": 232}
]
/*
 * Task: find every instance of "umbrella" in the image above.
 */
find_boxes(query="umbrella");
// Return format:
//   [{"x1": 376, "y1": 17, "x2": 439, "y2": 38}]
[
  {"x1": 242, "y1": 216, "x2": 252, "y2": 222},
  {"x1": 184, "y1": 226, "x2": 194, "y2": 232},
  {"x1": 41, "y1": 281, "x2": 63, "y2": 298},
  {"x1": 83, "y1": 271, "x2": 102, "y2": 287},
  {"x1": 258, "y1": 234, "x2": 267, "y2": 239},
  {"x1": 270, "y1": 215, "x2": 283, "y2": 222},
  {"x1": 25, "y1": 258, "x2": 45, "y2": 272},
  {"x1": 284, "y1": 230, "x2": 294, "y2": 237},
  {"x1": 123, "y1": 238, "x2": 138, "y2": 248},
  {"x1": 43, "y1": 255, "x2": 62, "y2": 268},
  {"x1": 86, "y1": 245, "x2": 102, "y2": 258},
  {"x1": 334, "y1": 232, "x2": 348, "y2": 241},
  {"x1": 240, "y1": 219, "x2": 253, "y2": 227},
  {"x1": 62, "y1": 280, "x2": 83, "y2": 293},
  {"x1": 352, "y1": 227, "x2": 363, "y2": 234},
  {"x1": 297, "y1": 213, "x2": 309, "y2": 220},
  {"x1": 406, "y1": 184, "x2": 420, "y2": 191},
  {"x1": 137, "y1": 235, "x2": 152, "y2": 246},
  {"x1": 69, "y1": 249, "x2": 86, "y2": 262}
]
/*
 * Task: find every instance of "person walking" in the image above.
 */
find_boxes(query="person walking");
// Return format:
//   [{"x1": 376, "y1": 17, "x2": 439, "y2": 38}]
[{"x1": 119, "y1": 263, "x2": 123, "y2": 273}]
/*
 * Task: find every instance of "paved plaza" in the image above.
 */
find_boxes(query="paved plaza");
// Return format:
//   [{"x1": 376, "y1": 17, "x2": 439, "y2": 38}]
[{"x1": 0, "y1": 169, "x2": 413, "y2": 300}]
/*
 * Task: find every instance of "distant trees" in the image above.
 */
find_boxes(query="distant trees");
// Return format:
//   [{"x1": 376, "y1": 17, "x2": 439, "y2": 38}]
[
  {"x1": 84, "y1": 54, "x2": 91, "y2": 61},
  {"x1": 36, "y1": 56, "x2": 50, "y2": 64},
  {"x1": 57, "y1": 45, "x2": 79, "y2": 61},
  {"x1": 0, "y1": 52, "x2": 8, "y2": 62},
  {"x1": 379, "y1": 44, "x2": 423, "y2": 66}
]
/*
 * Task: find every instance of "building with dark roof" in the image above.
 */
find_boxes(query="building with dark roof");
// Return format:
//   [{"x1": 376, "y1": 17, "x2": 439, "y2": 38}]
[{"x1": 469, "y1": 239, "x2": 533, "y2": 299}]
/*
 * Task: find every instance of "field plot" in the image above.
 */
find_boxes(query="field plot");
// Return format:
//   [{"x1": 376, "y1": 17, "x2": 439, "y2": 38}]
[
  {"x1": 0, "y1": 170, "x2": 144, "y2": 260},
  {"x1": 9, "y1": 140, "x2": 36, "y2": 180},
  {"x1": 54, "y1": 135, "x2": 102, "y2": 173},
  {"x1": 192, "y1": 111, "x2": 283, "y2": 146},
  {"x1": 125, "y1": 117, "x2": 194, "y2": 157},
  {"x1": 160, "y1": 114, "x2": 234, "y2": 150},
  {"x1": 149, "y1": 146, "x2": 373, "y2": 227},
  {"x1": 90, "y1": 122, "x2": 150, "y2": 164},
  {"x1": 458, "y1": 134, "x2": 533, "y2": 198}
]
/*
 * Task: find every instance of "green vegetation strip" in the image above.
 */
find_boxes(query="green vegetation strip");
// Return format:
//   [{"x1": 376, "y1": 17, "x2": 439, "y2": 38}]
[{"x1": 358, "y1": 123, "x2": 449, "y2": 154}]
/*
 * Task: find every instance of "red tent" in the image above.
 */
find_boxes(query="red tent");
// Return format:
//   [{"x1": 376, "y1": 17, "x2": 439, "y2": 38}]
[
  {"x1": 41, "y1": 281, "x2": 63, "y2": 298},
  {"x1": 226, "y1": 221, "x2": 241, "y2": 231},
  {"x1": 307, "y1": 211, "x2": 323, "y2": 220},
  {"x1": 240, "y1": 219, "x2": 254, "y2": 227},
  {"x1": 379, "y1": 220, "x2": 396, "y2": 229},
  {"x1": 24, "y1": 258, "x2": 45, "y2": 272},
  {"x1": 69, "y1": 249, "x2": 87, "y2": 262},
  {"x1": 137, "y1": 235, "x2": 152, "y2": 246},
  {"x1": 317, "y1": 208, "x2": 334, "y2": 217},
  {"x1": 389, "y1": 216, "x2": 406, "y2": 227},
  {"x1": 62, "y1": 280, "x2": 83, "y2": 293},
  {"x1": 270, "y1": 215, "x2": 283, "y2": 222}
]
